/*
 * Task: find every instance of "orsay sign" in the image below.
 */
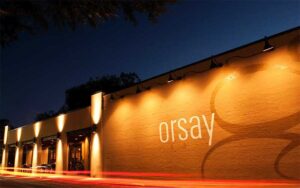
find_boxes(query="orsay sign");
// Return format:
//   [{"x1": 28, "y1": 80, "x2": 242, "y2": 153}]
[{"x1": 159, "y1": 113, "x2": 215, "y2": 145}]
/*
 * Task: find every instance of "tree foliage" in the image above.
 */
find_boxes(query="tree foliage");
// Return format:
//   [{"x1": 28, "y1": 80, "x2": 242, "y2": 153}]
[
  {"x1": 65, "y1": 72, "x2": 140, "y2": 110},
  {"x1": 35, "y1": 111, "x2": 56, "y2": 122},
  {"x1": 0, "y1": 0, "x2": 175, "y2": 47},
  {"x1": 35, "y1": 72, "x2": 140, "y2": 121}
]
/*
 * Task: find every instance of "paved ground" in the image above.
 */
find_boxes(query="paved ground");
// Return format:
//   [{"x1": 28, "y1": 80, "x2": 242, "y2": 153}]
[
  {"x1": 0, "y1": 176, "x2": 136, "y2": 188},
  {"x1": 1, "y1": 174, "x2": 300, "y2": 188}
]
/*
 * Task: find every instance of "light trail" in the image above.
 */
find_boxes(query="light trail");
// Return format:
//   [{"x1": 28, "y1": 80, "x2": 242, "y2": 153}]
[{"x1": 1, "y1": 168, "x2": 300, "y2": 188}]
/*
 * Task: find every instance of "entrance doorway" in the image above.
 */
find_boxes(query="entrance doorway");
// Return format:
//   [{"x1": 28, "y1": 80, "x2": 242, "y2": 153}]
[
  {"x1": 48, "y1": 145, "x2": 56, "y2": 165},
  {"x1": 67, "y1": 127, "x2": 91, "y2": 171},
  {"x1": 68, "y1": 143, "x2": 84, "y2": 171},
  {"x1": 41, "y1": 135, "x2": 57, "y2": 170},
  {"x1": 22, "y1": 144, "x2": 33, "y2": 168},
  {"x1": 7, "y1": 146, "x2": 15, "y2": 168}
]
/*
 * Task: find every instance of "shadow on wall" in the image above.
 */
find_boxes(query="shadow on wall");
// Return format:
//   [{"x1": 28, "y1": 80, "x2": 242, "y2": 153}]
[{"x1": 201, "y1": 40, "x2": 300, "y2": 180}]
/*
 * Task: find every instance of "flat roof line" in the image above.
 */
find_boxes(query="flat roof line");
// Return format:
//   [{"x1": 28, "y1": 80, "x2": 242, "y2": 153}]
[{"x1": 106, "y1": 26, "x2": 299, "y2": 96}]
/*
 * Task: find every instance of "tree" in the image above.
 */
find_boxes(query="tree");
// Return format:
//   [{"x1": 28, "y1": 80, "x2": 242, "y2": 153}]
[
  {"x1": 0, "y1": 0, "x2": 175, "y2": 47},
  {"x1": 35, "y1": 111, "x2": 56, "y2": 121},
  {"x1": 35, "y1": 72, "x2": 140, "y2": 121},
  {"x1": 65, "y1": 72, "x2": 140, "y2": 110}
]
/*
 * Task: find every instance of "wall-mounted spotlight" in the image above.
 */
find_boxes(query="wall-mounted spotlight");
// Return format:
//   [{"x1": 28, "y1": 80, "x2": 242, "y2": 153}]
[
  {"x1": 210, "y1": 58, "x2": 223, "y2": 69},
  {"x1": 15, "y1": 141, "x2": 19, "y2": 147},
  {"x1": 33, "y1": 137, "x2": 37, "y2": 144},
  {"x1": 167, "y1": 74, "x2": 175, "y2": 83},
  {"x1": 263, "y1": 36, "x2": 274, "y2": 52},
  {"x1": 91, "y1": 124, "x2": 98, "y2": 134},
  {"x1": 57, "y1": 132, "x2": 61, "y2": 140}
]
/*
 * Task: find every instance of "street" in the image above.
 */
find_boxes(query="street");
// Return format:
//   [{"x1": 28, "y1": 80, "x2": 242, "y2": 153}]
[
  {"x1": 1, "y1": 173, "x2": 300, "y2": 188},
  {"x1": 0, "y1": 175, "x2": 141, "y2": 188}
]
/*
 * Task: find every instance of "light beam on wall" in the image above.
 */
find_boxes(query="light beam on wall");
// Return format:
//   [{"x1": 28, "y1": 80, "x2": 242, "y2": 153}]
[
  {"x1": 14, "y1": 147, "x2": 19, "y2": 171},
  {"x1": 14, "y1": 128, "x2": 22, "y2": 171},
  {"x1": 1, "y1": 149, "x2": 6, "y2": 169},
  {"x1": 57, "y1": 114, "x2": 65, "y2": 133},
  {"x1": 17, "y1": 128, "x2": 22, "y2": 142},
  {"x1": 32, "y1": 144, "x2": 38, "y2": 173},
  {"x1": 56, "y1": 139, "x2": 63, "y2": 174},
  {"x1": 91, "y1": 133, "x2": 101, "y2": 177},
  {"x1": 56, "y1": 114, "x2": 65, "y2": 174},
  {"x1": 3, "y1": 126, "x2": 8, "y2": 145},
  {"x1": 91, "y1": 92, "x2": 103, "y2": 125},
  {"x1": 34, "y1": 122, "x2": 41, "y2": 138}
]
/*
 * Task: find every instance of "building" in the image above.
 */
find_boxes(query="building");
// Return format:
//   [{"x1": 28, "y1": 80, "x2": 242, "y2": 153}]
[
  {"x1": 1, "y1": 27, "x2": 299, "y2": 180},
  {"x1": 0, "y1": 120, "x2": 11, "y2": 163}
]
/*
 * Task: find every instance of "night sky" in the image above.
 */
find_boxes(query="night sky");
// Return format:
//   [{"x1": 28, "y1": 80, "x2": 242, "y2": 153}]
[{"x1": 0, "y1": 0, "x2": 299, "y2": 127}]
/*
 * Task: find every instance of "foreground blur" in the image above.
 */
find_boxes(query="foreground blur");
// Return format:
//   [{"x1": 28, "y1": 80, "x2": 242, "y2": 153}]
[{"x1": 0, "y1": 169, "x2": 299, "y2": 188}]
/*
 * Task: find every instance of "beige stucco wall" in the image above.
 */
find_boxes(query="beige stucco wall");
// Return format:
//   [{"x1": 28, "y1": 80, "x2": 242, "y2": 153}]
[{"x1": 101, "y1": 31, "x2": 300, "y2": 180}]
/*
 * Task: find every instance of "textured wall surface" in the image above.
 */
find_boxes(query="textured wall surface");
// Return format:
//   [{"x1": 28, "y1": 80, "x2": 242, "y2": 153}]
[{"x1": 102, "y1": 34, "x2": 300, "y2": 180}]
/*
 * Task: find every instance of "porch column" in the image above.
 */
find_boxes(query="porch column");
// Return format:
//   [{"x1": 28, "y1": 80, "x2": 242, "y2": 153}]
[
  {"x1": 1, "y1": 146, "x2": 8, "y2": 171},
  {"x1": 55, "y1": 114, "x2": 67, "y2": 174},
  {"x1": 14, "y1": 128, "x2": 22, "y2": 172},
  {"x1": 90, "y1": 92, "x2": 103, "y2": 178},
  {"x1": 14, "y1": 145, "x2": 23, "y2": 171},
  {"x1": 32, "y1": 122, "x2": 41, "y2": 173},
  {"x1": 1, "y1": 126, "x2": 9, "y2": 170}
]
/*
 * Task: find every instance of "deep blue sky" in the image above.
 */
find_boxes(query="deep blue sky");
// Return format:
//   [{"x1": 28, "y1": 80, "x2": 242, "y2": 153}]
[{"x1": 1, "y1": 0, "x2": 299, "y2": 127}]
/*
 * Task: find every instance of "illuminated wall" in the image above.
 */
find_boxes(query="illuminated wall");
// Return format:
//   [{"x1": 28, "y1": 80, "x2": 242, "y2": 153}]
[
  {"x1": 1, "y1": 149, "x2": 6, "y2": 169},
  {"x1": 1, "y1": 126, "x2": 9, "y2": 169},
  {"x1": 14, "y1": 128, "x2": 22, "y2": 170},
  {"x1": 4, "y1": 107, "x2": 91, "y2": 171},
  {"x1": 102, "y1": 34, "x2": 300, "y2": 180},
  {"x1": 56, "y1": 114, "x2": 66, "y2": 174},
  {"x1": 56, "y1": 139, "x2": 63, "y2": 173},
  {"x1": 90, "y1": 92, "x2": 103, "y2": 177},
  {"x1": 91, "y1": 133, "x2": 101, "y2": 177},
  {"x1": 32, "y1": 122, "x2": 41, "y2": 172},
  {"x1": 91, "y1": 92, "x2": 103, "y2": 125}
]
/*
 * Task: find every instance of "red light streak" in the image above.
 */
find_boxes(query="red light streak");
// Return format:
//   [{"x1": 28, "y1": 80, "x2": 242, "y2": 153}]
[{"x1": 1, "y1": 168, "x2": 300, "y2": 187}]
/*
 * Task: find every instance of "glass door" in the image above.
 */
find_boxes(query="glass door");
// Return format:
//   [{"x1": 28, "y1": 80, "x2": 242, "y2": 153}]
[{"x1": 68, "y1": 143, "x2": 84, "y2": 171}]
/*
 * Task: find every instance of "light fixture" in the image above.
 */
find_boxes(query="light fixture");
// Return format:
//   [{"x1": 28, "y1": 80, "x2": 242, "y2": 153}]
[
  {"x1": 167, "y1": 74, "x2": 174, "y2": 83},
  {"x1": 210, "y1": 58, "x2": 223, "y2": 69},
  {"x1": 57, "y1": 132, "x2": 61, "y2": 140},
  {"x1": 33, "y1": 137, "x2": 37, "y2": 144},
  {"x1": 262, "y1": 36, "x2": 274, "y2": 52},
  {"x1": 91, "y1": 124, "x2": 97, "y2": 134}
]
